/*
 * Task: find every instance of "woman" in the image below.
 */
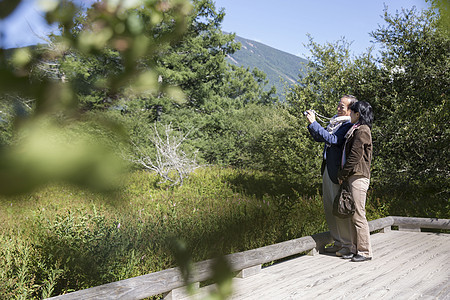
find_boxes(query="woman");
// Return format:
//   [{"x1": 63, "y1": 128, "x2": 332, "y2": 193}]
[{"x1": 338, "y1": 101, "x2": 374, "y2": 262}]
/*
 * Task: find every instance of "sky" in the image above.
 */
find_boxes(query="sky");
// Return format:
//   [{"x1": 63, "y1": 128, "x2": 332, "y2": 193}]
[
  {"x1": 213, "y1": 0, "x2": 431, "y2": 57},
  {"x1": 1, "y1": 0, "x2": 431, "y2": 58}
]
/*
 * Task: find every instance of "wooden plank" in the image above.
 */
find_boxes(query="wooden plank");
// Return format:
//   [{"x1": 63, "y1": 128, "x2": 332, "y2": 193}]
[
  {"x1": 307, "y1": 233, "x2": 448, "y2": 299},
  {"x1": 392, "y1": 216, "x2": 450, "y2": 230},
  {"x1": 190, "y1": 231, "x2": 450, "y2": 300},
  {"x1": 422, "y1": 276, "x2": 450, "y2": 299},
  {"x1": 316, "y1": 232, "x2": 449, "y2": 299},
  {"x1": 398, "y1": 224, "x2": 422, "y2": 232},
  {"x1": 225, "y1": 235, "x2": 317, "y2": 271},
  {"x1": 228, "y1": 231, "x2": 411, "y2": 298},
  {"x1": 343, "y1": 233, "x2": 449, "y2": 299},
  {"x1": 47, "y1": 267, "x2": 186, "y2": 300},
  {"x1": 225, "y1": 253, "x2": 353, "y2": 299},
  {"x1": 368, "y1": 216, "x2": 395, "y2": 232},
  {"x1": 198, "y1": 232, "x2": 422, "y2": 299}
]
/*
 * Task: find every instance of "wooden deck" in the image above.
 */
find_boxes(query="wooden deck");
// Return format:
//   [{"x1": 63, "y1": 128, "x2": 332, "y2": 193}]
[
  {"x1": 47, "y1": 217, "x2": 449, "y2": 300},
  {"x1": 188, "y1": 231, "x2": 450, "y2": 299}
]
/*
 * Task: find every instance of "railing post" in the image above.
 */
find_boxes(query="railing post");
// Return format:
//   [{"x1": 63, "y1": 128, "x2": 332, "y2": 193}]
[
  {"x1": 381, "y1": 226, "x2": 391, "y2": 233},
  {"x1": 163, "y1": 282, "x2": 200, "y2": 300},
  {"x1": 307, "y1": 248, "x2": 319, "y2": 256},
  {"x1": 237, "y1": 265, "x2": 262, "y2": 278}
]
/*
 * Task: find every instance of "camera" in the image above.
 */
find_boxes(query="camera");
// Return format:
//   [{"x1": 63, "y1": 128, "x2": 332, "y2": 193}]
[{"x1": 303, "y1": 109, "x2": 315, "y2": 116}]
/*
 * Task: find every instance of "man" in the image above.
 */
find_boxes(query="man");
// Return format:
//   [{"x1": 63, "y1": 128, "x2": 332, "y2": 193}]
[{"x1": 305, "y1": 95, "x2": 358, "y2": 256}]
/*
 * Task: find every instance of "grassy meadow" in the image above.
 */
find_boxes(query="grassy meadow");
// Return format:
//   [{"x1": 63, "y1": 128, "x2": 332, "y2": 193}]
[{"x1": 1, "y1": 166, "x2": 388, "y2": 299}]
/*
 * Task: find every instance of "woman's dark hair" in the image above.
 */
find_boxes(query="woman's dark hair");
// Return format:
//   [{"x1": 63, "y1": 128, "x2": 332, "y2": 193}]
[{"x1": 351, "y1": 101, "x2": 374, "y2": 129}]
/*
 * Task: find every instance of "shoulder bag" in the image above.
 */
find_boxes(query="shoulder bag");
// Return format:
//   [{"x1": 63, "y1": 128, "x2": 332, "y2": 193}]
[{"x1": 333, "y1": 180, "x2": 355, "y2": 218}]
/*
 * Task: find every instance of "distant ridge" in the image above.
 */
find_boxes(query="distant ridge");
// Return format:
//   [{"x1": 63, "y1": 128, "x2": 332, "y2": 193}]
[{"x1": 226, "y1": 34, "x2": 308, "y2": 101}]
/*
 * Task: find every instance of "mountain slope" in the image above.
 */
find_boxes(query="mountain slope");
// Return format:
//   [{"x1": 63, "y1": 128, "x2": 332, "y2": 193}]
[{"x1": 226, "y1": 35, "x2": 308, "y2": 100}]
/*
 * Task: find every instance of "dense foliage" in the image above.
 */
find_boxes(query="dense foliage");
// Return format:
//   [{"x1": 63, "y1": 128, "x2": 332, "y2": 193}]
[
  {"x1": 287, "y1": 7, "x2": 449, "y2": 218},
  {"x1": 368, "y1": 7, "x2": 449, "y2": 217}
]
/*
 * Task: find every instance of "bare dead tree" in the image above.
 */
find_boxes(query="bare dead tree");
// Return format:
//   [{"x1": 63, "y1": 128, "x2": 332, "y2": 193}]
[
  {"x1": 130, "y1": 123, "x2": 200, "y2": 186},
  {"x1": 33, "y1": 38, "x2": 70, "y2": 82}
]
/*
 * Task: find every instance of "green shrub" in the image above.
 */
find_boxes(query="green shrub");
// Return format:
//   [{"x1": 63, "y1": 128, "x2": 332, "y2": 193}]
[{"x1": 0, "y1": 231, "x2": 36, "y2": 299}]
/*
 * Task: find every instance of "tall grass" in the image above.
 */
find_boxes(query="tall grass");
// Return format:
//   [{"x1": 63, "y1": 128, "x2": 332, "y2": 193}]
[{"x1": 0, "y1": 166, "x2": 384, "y2": 298}]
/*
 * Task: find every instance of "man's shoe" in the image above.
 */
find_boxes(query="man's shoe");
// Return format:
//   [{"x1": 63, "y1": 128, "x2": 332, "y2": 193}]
[
  {"x1": 336, "y1": 247, "x2": 352, "y2": 257},
  {"x1": 351, "y1": 254, "x2": 372, "y2": 262},
  {"x1": 324, "y1": 245, "x2": 341, "y2": 253},
  {"x1": 342, "y1": 253, "x2": 354, "y2": 259}
]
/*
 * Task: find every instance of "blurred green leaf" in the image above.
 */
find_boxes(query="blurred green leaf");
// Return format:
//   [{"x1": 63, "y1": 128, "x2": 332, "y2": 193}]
[
  {"x1": 0, "y1": 0, "x2": 193, "y2": 195},
  {"x1": 208, "y1": 256, "x2": 233, "y2": 300},
  {"x1": 10, "y1": 48, "x2": 32, "y2": 68},
  {"x1": 0, "y1": 119, "x2": 127, "y2": 195},
  {"x1": 37, "y1": 0, "x2": 59, "y2": 12}
]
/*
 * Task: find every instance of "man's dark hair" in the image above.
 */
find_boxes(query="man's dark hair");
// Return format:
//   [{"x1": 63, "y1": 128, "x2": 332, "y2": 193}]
[{"x1": 351, "y1": 101, "x2": 374, "y2": 129}]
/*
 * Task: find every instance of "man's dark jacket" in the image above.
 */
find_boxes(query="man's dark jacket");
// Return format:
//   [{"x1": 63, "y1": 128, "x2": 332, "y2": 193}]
[{"x1": 307, "y1": 120, "x2": 352, "y2": 184}]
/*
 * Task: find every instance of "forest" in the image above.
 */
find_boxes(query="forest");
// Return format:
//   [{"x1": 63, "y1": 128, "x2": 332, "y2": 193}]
[{"x1": 0, "y1": 0, "x2": 448, "y2": 298}]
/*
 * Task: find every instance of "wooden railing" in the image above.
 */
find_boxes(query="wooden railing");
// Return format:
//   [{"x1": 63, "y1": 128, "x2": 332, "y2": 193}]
[{"x1": 47, "y1": 216, "x2": 449, "y2": 300}]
